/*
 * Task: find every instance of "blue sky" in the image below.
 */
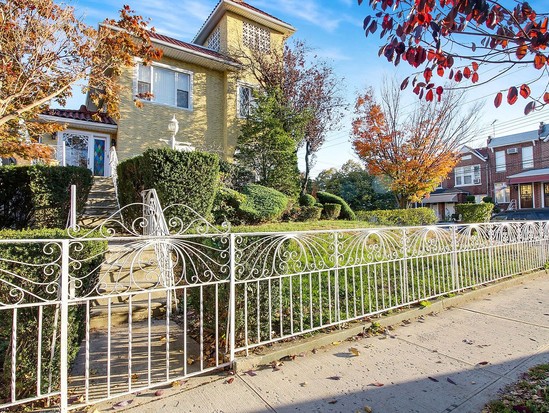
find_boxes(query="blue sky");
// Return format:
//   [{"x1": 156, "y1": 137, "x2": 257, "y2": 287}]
[{"x1": 67, "y1": 0, "x2": 549, "y2": 176}]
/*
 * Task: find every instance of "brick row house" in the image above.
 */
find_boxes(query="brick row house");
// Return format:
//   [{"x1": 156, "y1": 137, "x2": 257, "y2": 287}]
[
  {"x1": 423, "y1": 123, "x2": 549, "y2": 220},
  {"x1": 32, "y1": 0, "x2": 295, "y2": 177}
]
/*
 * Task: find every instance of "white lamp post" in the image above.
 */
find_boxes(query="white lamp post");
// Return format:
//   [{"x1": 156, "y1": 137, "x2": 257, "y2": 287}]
[{"x1": 167, "y1": 114, "x2": 179, "y2": 150}]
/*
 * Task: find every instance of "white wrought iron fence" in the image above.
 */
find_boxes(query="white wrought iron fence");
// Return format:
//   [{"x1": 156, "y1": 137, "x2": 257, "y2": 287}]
[{"x1": 0, "y1": 215, "x2": 548, "y2": 412}]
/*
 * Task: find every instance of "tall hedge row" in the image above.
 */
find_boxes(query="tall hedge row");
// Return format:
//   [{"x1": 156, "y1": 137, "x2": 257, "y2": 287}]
[
  {"x1": 455, "y1": 203, "x2": 494, "y2": 223},
  {"x1": 117, "y1": 149, "x2": 219, "y2": 225},
  {"x1": 0, "y1": 165, "x2": 92, "y2": 229},
  {"x1": 356, "y1": 207, "x2": 437, "y2": 226},
  {"x1": 0, "y1": 229, "x2": 106, "y2": 402}
]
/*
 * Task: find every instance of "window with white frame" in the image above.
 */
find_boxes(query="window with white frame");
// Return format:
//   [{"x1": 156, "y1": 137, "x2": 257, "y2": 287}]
[
  {"x1": 242, "y1": 22, "x2": 270, "y2": 52},
  {"x1": 237, "y1": 85, "x2": 254, "y2": 118},
  {"x1": 522, "y1": 146, "x2": 534, "y2": 169},
  {"x1": 454, "y1": 164, "x2": 481, "y2": 186},
  {"x1": 206, "y1": 27, "x2": 221, "y2": 52},
  {"x1": 495, "y1": 150, "x2": 506, "y2": 172},
  {"x1": 494, "y1": 182, "x2": 510, "y2": 203},
  {"x1": 136, "y1": 63, "x2": 191, "y2": 109}
]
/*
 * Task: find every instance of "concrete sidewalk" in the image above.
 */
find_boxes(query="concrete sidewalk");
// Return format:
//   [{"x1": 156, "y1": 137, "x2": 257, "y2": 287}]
[{"x1": 94, "y1": 273, "x2": 549, "y2": 413}]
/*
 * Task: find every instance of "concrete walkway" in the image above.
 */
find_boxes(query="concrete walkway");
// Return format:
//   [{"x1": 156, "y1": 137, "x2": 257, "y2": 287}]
[{"x1": 94, "y1": 274, "x2": 549, "y2": 413}]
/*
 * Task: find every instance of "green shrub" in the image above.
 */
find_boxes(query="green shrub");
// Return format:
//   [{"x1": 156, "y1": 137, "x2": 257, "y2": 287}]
[
  {"x1": 482, "y1": 196, "x2": 493, "y2": 204},
  {"x1": 0, "y1": 165, "x2": 92, "y2": 230},
  {"x1": 299, "y1": 193, "x2": 316, "y2": 207},
  {"x1": 295, "y1": 206, "x2": 323, "y2": 222},
  {"x1": 356, "y1": 207, "x2": 437, "y2": 226},
  {"x1": 241, "y1": 184, "x2": 289, "y2": 223},
  {"x1": 218, "y1": 159, "x2": 254, "y2": 190},
  {"x1": 455, "y1": 203, "x2": 494, "y2": 223},
  {"x1": 0, "y1": 228, "x2": 106, "y2": 401},
  {"x1": 316, "y1": 191, "x2": 355, "y2": 220},
  {"x1": 211, "y1": 186, "x2": 248, "y2": 225},
  {"x1": 117, "y1": 149, "x2": 219, "y2": 227},
  {"x1": 322, "y1": 203, "x2": 341, "y2": 220},
  {"x1": 465, "y1": 195, "x2": 476, "y2": 203}
]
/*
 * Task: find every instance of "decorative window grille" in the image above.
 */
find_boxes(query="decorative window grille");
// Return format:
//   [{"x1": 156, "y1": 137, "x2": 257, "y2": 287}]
[
  {"x1": 238, "y1": 85, "x2": 254, "y2": 118},
  {"x1": 206, "y1": 27, "x2": 221, "y2": 52},
  {"x1": 455, "y1": 164, "x2": 481, "y2": 186},
  {"x1": 242, "y1": 22, "x2": 270, "y2": 52},
  {"x1": 136, "y1": 63, "x2": 192, "y2": 109}
]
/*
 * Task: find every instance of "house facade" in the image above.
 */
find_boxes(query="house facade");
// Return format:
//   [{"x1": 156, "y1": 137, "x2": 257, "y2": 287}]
[
  {"x1": 423, "y1": 123, "x2": 549, "y2": 220},
  {"x1": 39, "y1": 0, "x2": 295, "y2": 176}
]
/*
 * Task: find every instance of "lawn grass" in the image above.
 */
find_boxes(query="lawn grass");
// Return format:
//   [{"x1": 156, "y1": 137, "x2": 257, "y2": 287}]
[
  {"x1": 232, "y1": 219, "x2": 376, "y2": 233},
  {"x1": 482, "y1": 363, "x2": 549, "y2": 412}
]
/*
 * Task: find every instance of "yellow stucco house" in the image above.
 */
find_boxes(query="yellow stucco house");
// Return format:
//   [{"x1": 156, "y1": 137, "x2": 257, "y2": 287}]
[{"x1": 40, "y1": 0, "x2": 295, "y2": 177}]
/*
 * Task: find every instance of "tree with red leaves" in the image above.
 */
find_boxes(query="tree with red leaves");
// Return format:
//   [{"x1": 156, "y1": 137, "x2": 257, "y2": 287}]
[
  {"x1": 0, "y1": 0, "x2": 161, "y2": 159},
  {"x1": 360, "y1": 0, "x2": 549, "y2": 114},
  {"x1": 351, "y1": 82, "x2": 481, "y2": 207}
]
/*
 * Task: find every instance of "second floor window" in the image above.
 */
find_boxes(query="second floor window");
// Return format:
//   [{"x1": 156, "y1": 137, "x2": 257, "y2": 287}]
[
  {"x1": 522, "y1": 146, "x2": 534, "y2": 169},
  {"x1": 136, "y1": 63, "x2": 192, "y2": 109},
  {"x1": 495, "y1": 150, "x2": 506, "y2": 172},
  {"x1": 455, "y1": 164, "x2": 481, "y2": 186}
]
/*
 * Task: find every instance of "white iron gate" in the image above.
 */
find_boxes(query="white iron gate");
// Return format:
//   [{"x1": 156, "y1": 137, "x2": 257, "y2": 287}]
[{"x1": 0, "y1": 210, "x2": 548, "y2": 412}]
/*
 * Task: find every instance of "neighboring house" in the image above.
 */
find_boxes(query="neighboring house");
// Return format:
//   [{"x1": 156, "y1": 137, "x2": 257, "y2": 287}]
[
  {"x1": 423, "y1": 123, "x2": 549, "y2": 220},
  {"x1": 38, "y1": 0, "x2": 295, "y2": 177}
]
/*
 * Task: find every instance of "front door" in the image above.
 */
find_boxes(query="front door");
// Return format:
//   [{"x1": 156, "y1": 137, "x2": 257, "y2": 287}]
[
  {"x1": 520, "y1": 184, "x2": 533, "y2": 208},
  {"x1": 60, "y1": 131, "x2": 109, "y2": 176}
]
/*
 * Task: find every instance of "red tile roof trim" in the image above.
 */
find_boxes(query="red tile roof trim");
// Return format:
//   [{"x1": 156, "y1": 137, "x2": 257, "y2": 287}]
[
  {"x1": 149, "y1": 31, "x2": 239, "y2": 65},
  {"x1": 43, "y1": 107, "x2": 116, "y2": 125}
]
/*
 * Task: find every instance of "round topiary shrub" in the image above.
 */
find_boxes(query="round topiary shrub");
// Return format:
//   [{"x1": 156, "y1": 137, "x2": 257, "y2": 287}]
[
  {"x1": 241, "y1": 184, "x2": 289, "y2": 223},
  {"x1": 316, "y1": 191, "x2": 356, "y2": 220},
  {"x1": 297, "y1": 206, "x2": 323, "y2": 222},
  {"x1": 299, "y1": 193, "x2": 316, "y2": 207},
  {"x1": 322, "y1": 203, "x2": 341, "y2": 220}
]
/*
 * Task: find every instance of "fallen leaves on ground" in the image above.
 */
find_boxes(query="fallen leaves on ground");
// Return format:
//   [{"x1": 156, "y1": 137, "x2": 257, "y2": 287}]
[
  {"x1": 245, "y1": 370, "x2": 257, "y2": 376},
  {"x1": 112, "y1": 399, "x2": 133, "y2": 409},
  {"x1": 327, "y1": 376, "x2": 342, "y2": 380},
  {"x1": 349, "y1": 347, "x2": 360, "y2": 356},
  {"x1": 482, "y1": 363, "x2": 549, "y2": 412},
  {"x1": 226, "y1": 377, "x2": 234, "y2": 384},
  {"x1": 154, "y1": 389, "x2": 164, "y2": 397},
  {"x1": 428, "y1": 376, "x2": 439, "y2": 382},
  {"x1": 447, "y1": 378, "x2": 457, "y2": 385},
  {"x1": 369, "y1": 382, "x2": 384, "y2": 387}
]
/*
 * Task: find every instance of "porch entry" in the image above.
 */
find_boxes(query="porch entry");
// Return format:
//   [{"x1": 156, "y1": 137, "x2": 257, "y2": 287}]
[
  {"x1": 58, "y1": 131, "x2": 110, "y2": 176},
  {"x1": 519, "y1": 183, "x2": 533, "y2": 208}
]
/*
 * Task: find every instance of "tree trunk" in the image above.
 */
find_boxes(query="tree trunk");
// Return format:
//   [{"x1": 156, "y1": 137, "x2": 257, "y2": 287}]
[{"x1": 301, "y1": 141, "x2": 311, "y2": 196}]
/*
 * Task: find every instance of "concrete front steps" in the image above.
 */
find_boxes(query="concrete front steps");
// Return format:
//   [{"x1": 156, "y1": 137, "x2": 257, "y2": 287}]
[
  {"x1": 79, "y1": 177, "x2": 120, "y2": 229},
  {"x1": 90, "y1": 244, "x2": 173, "y2": 329}
]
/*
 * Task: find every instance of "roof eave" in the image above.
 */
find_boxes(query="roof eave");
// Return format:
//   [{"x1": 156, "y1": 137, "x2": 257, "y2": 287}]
[
  {"x1": 193, "y1": 1, "x2": 296, "y2": 45},
  {"x1": 39, "y1": 114, "x2": 118, "y2": 133},
  {"x1": 153, "y1": 39, "x2": 242, "y2": 71}
]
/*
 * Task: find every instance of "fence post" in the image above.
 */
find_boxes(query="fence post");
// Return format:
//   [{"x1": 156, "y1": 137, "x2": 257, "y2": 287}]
[
  {"x1": 229, "y1": 233, "x2": 236, "y2": 365},
  {"x1": 69, "y1": 185, "x2": 77, "y2": 232},
  {"x1": 402, "y1": 228, "x2": 409, "y2": 303},
  {"x1": 60, "y1": 240, "x2": 70, "y2": 413},
  {"x1": 333, "y1": 232, "x2": 340, "y2": 323},
  {"x1": 451, "y1": 226, "x2": 459, "y2": 292}
]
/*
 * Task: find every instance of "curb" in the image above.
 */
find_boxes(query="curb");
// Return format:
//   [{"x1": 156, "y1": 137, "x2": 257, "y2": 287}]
[{"x1": 233, "y1": 270, "x2": 548, "y2": 372}]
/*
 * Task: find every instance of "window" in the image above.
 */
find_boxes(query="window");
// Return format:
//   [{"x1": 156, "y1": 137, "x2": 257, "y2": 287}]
[
  {"x1": 238, "y1": 85, "x2": 254, "y2": 118},
  {"x1": 522, "y1": 146, "x2": 534, "y2": 169},
  {"x1": 494, "y1": 182, "x2": 510, "y2": 203},
  {"x1": 206, "y1": 27, "x2": 220, "y2": 52},
  {"x1": 461, "y1": 155, "x2": 472, "y2": 160},
  {"x1": 454, "y1": 165, "x2": 481, "y2": 186},
  {"x1": 243, "y1": 22, "x2": 271, "y2": 52},
  {"x1": 495, "y1": 150, "x2": 506, "y2": 172},
  {"x1": 135, "y1": 63, "x2": 191, "y2": 109}
]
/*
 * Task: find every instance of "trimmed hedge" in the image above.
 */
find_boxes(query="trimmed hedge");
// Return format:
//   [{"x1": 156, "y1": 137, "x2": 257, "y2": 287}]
[
  {"x1": 316, "y1": 191, "x2": 356, "y2": 220},
  {"x1": 117, "y1": 149, "x2": 219, "y2": 226},
  {"x1": 322, "y1": 203, "x2": 341, "y2": 220},
  {"x1": 299, "y1": 193, "x2": 316, "y2": 207},
  {"x1": 211, "y1": 186, "x2": 248, "y2": 225},
  {"x1": 0, "y1": 165, "x2": 92, "y2": 230},
  {"x1": 356, "y1": 207, "x2": 437, "y2": 226},
  {"x1": 241, "y1": 184, "x2": 289, "y2": 223},
  {"x1": 455, "y1": 203, "x2": 494, "y2": 223},
  {"x1": 0, "y1": 229, "x2": 106, "y2": 401}
]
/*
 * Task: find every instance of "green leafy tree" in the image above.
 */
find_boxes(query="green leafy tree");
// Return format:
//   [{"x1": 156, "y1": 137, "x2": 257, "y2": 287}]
[
  {"x1": 235, "y1": 90, "x2": 308, "y2": 197},
  {"x1": 315, "y1": 160, "x2": 394, "y2": 211}
]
